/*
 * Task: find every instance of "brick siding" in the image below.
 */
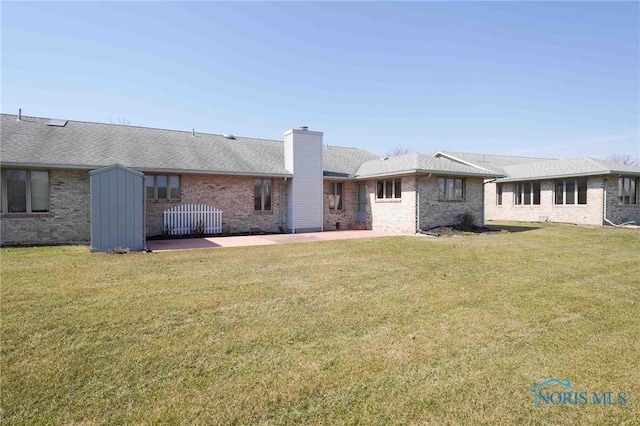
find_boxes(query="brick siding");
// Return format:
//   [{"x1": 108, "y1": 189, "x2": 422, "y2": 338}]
[
  {"x1": 146, "y1": 174, "x2": 289, "y2": 236},
  {"x1": 417, "y1": 176, "x2": 484, "y2": 230},
  {"x1": 484, "y1": 176, "x2": 640, "y2": 225},
  {"x1": 1, "y1": 169, "x2": 91, "y2": 245}
]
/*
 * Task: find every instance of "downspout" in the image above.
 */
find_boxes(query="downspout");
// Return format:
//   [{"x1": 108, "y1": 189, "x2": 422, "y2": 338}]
[
  {"x1": 603, "y1": 178, "x2": 637, "y2": 227},
  {"x1": 416, "y1": 174, "x2": 431, "y2": 233},
  {"x1": 482, "y1": 178, "x2": 499, "y2": 228},
  {"x1": 278, "y1": 179, "x2": 283, "y2": 232}
]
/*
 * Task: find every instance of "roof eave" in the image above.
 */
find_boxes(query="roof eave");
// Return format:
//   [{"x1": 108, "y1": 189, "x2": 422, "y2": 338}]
[
  {"x1": 497, "y1": 170, "x2": 640, "y2": 182},
  {"x1": 355, "y1": 169, "x2": 501, "y2": 179},
  {"x1": 0, "y1": 162, "x2": 293, "y2": 178}
]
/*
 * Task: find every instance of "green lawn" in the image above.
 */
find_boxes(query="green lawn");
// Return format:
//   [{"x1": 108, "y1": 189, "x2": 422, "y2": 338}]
[{"x1": 2, "y1": 223, "x2": 639, "y2": 424}]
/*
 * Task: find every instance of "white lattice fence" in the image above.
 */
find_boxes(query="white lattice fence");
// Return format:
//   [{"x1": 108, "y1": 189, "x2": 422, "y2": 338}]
[{"x1": 162, "y1": 204, "x2": 223, "y2": 235}]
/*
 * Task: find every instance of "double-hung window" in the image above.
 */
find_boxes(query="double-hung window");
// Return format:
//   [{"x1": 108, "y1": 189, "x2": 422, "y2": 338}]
[
  {"x1": 618, "y1": 177, "x2": 637, "y2": 205},
  {"x1": 254, "y1": 179, "x2": 272, "y2": 211},
  {"x1": 555, "y1": 178, "x2": 587, "y2": 205},
  {"x1": 438, "y1": 177, "x2": 464, "y2": 201},
  {"x1": 1, "y1": 169, "x2": 50, "y2": 213},
  {"x1": 376, "y1": 179, "x2": 401, "y2": 199},
  {"x1": 496, "y1": 183, "x2": 503, "y2": 205},
  {"x1": 515, "y1": 181, "x2": 540, "y2": 205},
  {"x1": 145, "y1": 174, "x2": 180, "y2": 200},
  {"x1": 328, "y1": 182, "x2": 343, "y2": 210}
]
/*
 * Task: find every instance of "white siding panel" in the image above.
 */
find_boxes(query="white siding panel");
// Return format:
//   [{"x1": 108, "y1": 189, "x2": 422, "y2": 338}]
[{"x1": 285, "y1": 129, "x2": 324, "y2": 232}]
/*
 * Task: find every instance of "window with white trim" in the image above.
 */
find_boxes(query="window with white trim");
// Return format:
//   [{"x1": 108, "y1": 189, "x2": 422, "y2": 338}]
[
  {"x1": 254, "y1": 179, "x2": 272, "y2": 211},
  {"x1": 555, "y1": 178, "x2": 587, "y2": 205},
  {"x1": 1, "y1": 169, "x2": 50, "y2": 213},
  {"x1": 145, "y1": 174, "x2": 180, "y2": 200},
  {"x1": 376, "y1": 179, "x2": 401, "y2": 199},
  {"x1": 515, "y1": 181, "x2": 540, "y2": 205},
  {"x1": 496, "y1": 183, "x2": 503, "y2": 205},
  {"x1": 618, "y1": 177, "x2": 637, "y2": 205},
  {"x1": 328, "y1": 182, "x2": 343, "y2": 210},
  {"x1": 438, "y1": 177, "x2": 464, "y2": 201}
]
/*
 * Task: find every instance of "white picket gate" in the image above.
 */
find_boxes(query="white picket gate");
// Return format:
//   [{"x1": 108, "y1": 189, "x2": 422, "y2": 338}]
[{"x1": 162, "y1": 204, "x2": 223, "y2": 236}]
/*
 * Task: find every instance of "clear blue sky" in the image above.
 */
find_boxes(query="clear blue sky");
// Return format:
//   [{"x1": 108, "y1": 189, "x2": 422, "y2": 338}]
[{"x1": 2, "y1": 1, "x2": 639, "y2": 159}]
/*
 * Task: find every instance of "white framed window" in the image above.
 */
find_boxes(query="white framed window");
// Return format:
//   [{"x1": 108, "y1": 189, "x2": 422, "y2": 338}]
[
  {"x1": 145, "y1": 174, "x2": 180, "y2": 200},
  {"x1": 438, "y1": 177, "x2": 464, "y2": 201},
  {"x1": 328, "y1": 182, "x2": 343, "y2": 210},
  {"x1": 376, "y1": 179, "x2": 402, "y2": 199},
  {"x1": 254, "y1": 179, "x2": 272, "y2": 211},
  {"x1": 496, "y1": 183, "x2": 503, "y2": 205},
  {"x1": 1, "y1": 169, "x2": 50, "y2": 213},
  {"x1": 618, "y1": 177, "x2": 637, "y2": 205},
  {"x1": 555, "y1": 178, "x2": 587, "y2": 205},
  {"x1": 515, "y1": 181, "x2": 540, "y2": 205}
]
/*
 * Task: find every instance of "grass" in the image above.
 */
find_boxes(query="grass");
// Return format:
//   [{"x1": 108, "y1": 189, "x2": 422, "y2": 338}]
[{"x1": 1, "y1": 223, "x2": 639, "y2": 424}]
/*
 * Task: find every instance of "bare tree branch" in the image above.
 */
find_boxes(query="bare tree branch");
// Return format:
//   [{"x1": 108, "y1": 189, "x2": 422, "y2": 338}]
[
  {"x1": 606, "y1": 153, "x2": 640, "y2": 167},
  {"x1": 109, "y1": 117, "x2": 131, "y2": 125},
  {"x1": 384, "y1": 146, "x2": 412, "y2": 157}
]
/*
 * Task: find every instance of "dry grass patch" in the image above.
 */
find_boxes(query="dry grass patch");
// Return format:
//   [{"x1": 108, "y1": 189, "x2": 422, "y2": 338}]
[{"x1": 2, "y1": 223, "x2": 639, "y2": 424}]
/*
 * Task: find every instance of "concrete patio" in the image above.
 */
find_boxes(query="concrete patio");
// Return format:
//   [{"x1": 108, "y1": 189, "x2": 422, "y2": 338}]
[{"x1": 145, "y1": 230, "x2": 399, "y2": 252}]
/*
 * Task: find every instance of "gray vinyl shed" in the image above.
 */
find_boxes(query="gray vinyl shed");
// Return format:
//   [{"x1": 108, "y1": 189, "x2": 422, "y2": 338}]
[{"x1": 90, "y1": 164, "x2": 145, "y2": 252}]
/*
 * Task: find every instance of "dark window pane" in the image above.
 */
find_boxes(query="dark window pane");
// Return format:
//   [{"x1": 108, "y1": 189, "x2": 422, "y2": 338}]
[
  {"x1": 145, "y1": 176, "x2": 154, "y2": 199},
  {"x1": 7, "y1": 170, "x2": 27, "y2": 212},
  {"x1": 556, "y1": 181, "x2": 564, "y2": 204},
  {"x1": 254, "y1": 179, "x2": 262, "y2": 210},
  {"x1": 156, "y1": 175, "x2": 167, "y2": 199},
  {"x1": 497, "y1": 183, "x2": 502, "y2": 205},
  {"x1": 377, "y1": 181, "x2": 384, "y2": 199},
  {"x1": 30, "y1": 171, "x2": 49, "y2": 212},
  {"x1": 523, "y1": 182, "x2": 531, "y2": 205},
  {"x1": 630, "y1": 178, "x2": 637, "y2": 204},
  {"x1": 446, "y1": 179, "x2": 455, "y2": 199},
  {"x1": 385, "y1": 180, "x2": 393, "y2": 198},
  {"x1": 454, "y1": 179, "x2": 463, "y2": 199},
  {"x1": 532, "y1": 182, "x2": 540, "y2": 205},
  {"x1": 394, "y1": 179, "x2": 402, "y2": 199},
  {"x1": 336, "y1": 182, "x2": 343, "y2": 209},
  {"x1": 263, "y1": 179, "x2": 271, "y2": 210},
  {"x1": 565, "y1": 180, "x2": 575, "y2": 204},
  {"x1": 577, "y1": 178, "x2": 587, "y2": 204},
  {"x1": 169, "y1": 176, "x2": 180, "y2": 199}
]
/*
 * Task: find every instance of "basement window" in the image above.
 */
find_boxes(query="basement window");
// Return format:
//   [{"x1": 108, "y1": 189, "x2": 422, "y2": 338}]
[
  {"x1": 145, "y1": 174, "x2": 180, "y2": 200},
  {"x1": 1, "y1": 169, "x2": 50, "y2": 213},
  {"x1": 618, "y1": 177, "x2": 637, "y2": 205}
]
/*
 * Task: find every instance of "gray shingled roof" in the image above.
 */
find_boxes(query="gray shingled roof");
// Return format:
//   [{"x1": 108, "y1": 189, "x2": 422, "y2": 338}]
[
  {"x1": 355, "y1": 152, "x2": 500, "y2": 178},
  {"x1": 500, "y1": 157, "x2": 640, "y2": 181},
  {"x1": 0, "y1": 114, "x2": 377, "y2": 177},
  {"x1": 434, "y1": 150, "x2": 640, "y2": 180},
  {"x1": 434, "y1": 151, "x2": 554, "y2": 174}
]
